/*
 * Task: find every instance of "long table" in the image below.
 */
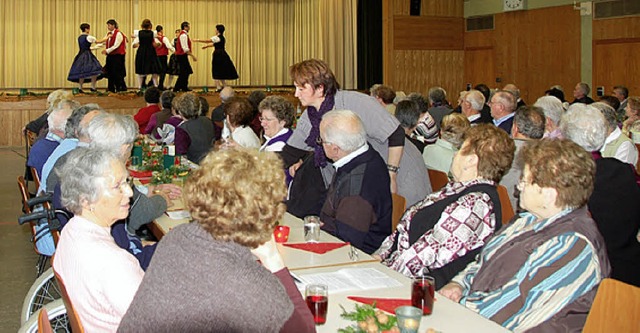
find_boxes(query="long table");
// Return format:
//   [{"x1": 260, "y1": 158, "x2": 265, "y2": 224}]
[{"x1": 152, "y1": 202, "x2": 511, "y2": 332}]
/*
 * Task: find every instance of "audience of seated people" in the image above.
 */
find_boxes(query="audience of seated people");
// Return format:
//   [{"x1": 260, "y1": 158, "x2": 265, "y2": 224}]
[
  {"x1": 422, "y1": 113, "x2": 470, "y2": 174},
  {"x1": 318, "y1": 110, "x2": 392, "y2": 254},
  {"x1": 133, "y1": 87, "x2": 161, "y2": 134},
  {"x1": 378, "y1": 124, "x2": 514, "y2": 288},
  {"x1": 24, "y1": 77, "x2": 640, "y2": 332}
]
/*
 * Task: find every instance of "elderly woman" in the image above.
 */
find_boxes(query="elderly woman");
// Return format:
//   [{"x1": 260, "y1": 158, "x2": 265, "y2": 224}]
[
  {"x1": 282, "y1": 59, "x2": 430, "y2": 218},
  {"x1": 407, "y1": 92, "x2": 439, "y2": 146},
  {"x1": 622, "y1": 96, "x2": 640, "y2": 137},
  {"x1": 377, "y1": 124, "x2": 513, "y2": 288},
  {"x1": 118, "y1": 149, "x2": 315, "y2": 332},
  {"x1": 25, "y1": 89, "x2": 74, "y2": 137},
  {"x1": 440, "y1": 139, "x2": 610, "y2": 332},
  {"x1": 173, "y1": 92, "x2": 215, "y2": 163},
  {"x1": 460, "y1": 89, "x2": 492, "y2": 124},
  {"x1": 422, "y1": 113, "x2": 470, "y2": 174},
  {"x1": 592, "y1": 102, "x2": 638, "y2": 165},
  {"x1": 534, "y1": 95, "x2": 564, "y2": 138},
  {"x1": 224, "y1": 96, "x2": 261, "y2": 149},
  {"x1": 259, "y1": 95, "x2": 295, "y2": 152},
  {"x1": 561, "y1": 104, "x2": 640, "y2": 287},
  {"x1": 53, "y1": 148, "x2": 143, "y2": 332}
]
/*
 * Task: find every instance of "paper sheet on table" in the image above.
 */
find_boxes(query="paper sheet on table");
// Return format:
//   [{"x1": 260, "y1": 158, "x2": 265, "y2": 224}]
[
  {"x1": 297, "y1": 267, "x2": 402, "y2": 294},
  {"x1": 166, "y1": 210, "x2": 190, "y2": 220}
]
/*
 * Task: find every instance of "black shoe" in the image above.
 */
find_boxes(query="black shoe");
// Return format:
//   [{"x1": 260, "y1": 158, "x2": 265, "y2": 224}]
[
  {"x1": 90, "y1": 88, "x2": 97, "y2": 92},
  {"x1": 215, "y1": 88, "x2": 222, "y2": 93},
  {"x1": 78, "y1": 89, "x2": 85, "y2": 94}
]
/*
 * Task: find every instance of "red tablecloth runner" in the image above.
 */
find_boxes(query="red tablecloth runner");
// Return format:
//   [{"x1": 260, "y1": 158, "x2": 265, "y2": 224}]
[
  {"x1": 347, "y1": 296, "x2": 413, "y2": 314},
  {"x1": 282, "y1": 242, "x2": 348, "y2": 254}
]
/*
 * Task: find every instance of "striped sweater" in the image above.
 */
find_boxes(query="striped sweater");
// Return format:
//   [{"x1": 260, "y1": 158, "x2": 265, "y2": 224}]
[{"x1": 452, "y1": 206, "x2": 610, "y2": 332}]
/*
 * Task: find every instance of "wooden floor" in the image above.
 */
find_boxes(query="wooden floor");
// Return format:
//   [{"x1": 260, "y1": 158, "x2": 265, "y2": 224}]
[{"x1": 0, "y1": 147, "x2": 41, "y2": 332}]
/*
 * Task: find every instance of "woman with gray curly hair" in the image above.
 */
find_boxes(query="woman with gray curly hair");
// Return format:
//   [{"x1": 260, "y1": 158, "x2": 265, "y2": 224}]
[
  {"x1": 118, "y1": 149, "x2": 315, "y2": 332},
  {"x1": 422, "y1": 113, "x2": 470, "y2": 173},
  {"x1": 52, "y1": 147, "x2": 143, "y2": 332},
  {"x1": 172, "y1": 92, "x2": 215, "y2": 163}
]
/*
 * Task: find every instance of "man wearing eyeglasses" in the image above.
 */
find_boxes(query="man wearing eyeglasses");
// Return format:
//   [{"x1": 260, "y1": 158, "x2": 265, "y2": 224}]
[{"x1": 318, "y1": 109, "x2": 392, "y2": 255}]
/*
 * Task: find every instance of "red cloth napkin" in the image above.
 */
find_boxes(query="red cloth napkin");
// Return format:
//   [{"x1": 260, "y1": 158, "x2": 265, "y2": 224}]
[
  {"x1": 347, "y1": 296, "x2": 412, "y2": 314},
  {"x1": 282, "y1": 242, "x2": 347, "y2": 254},
  {"x1": 129, "y1": 169, "x2": 153, "y2": 178}
]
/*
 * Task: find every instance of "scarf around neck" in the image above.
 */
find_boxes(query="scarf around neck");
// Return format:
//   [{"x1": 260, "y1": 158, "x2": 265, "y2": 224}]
[{"x1": 304, "y1": 93, "x2": 335, "y2": 167}]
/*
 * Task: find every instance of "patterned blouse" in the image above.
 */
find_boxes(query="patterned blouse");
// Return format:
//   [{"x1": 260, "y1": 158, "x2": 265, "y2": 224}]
[{"x1": 378, "y1": 178, "x2": 498, "y2": 277}]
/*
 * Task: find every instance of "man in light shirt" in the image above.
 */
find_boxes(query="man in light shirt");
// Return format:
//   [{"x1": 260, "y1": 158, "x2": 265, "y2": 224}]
[
  {"x1": 490, "y1": 90, "x2": 516, "y2": 135},
  {"x1": 101, "y1": 19, "x2": 128, "y2": 93},
  {"x1": 173, "y1": 21, "x2": 197, "y2": 92}
]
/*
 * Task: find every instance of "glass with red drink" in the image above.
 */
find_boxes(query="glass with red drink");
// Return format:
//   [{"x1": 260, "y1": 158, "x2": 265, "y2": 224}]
[
  {"x1": 305, "y1": 284, "x2": 328, "y2": 325},
  {"x1": 411, "y1": 275, "x2": 435, "y2": 315}
]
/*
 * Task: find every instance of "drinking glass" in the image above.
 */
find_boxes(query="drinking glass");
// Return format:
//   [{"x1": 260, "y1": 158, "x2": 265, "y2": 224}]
[
  {"x1": 395, "y1": 306, "x2": 422, "y2": 333},
  {"x1": 411, "y1": 275, "x2": 435, "y2": 315},
  {"x1": 305, "y1": 284, "x2": 328, "y2": 325},
  {"x1": 303, "y1": 215, "x2": 321, "y2": 242},
  {"x1": 273, "y1": 225, "x2": 290, "y2": 243}
]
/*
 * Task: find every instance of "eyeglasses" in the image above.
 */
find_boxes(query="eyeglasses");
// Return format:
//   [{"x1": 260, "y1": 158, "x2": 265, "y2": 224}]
[
  {"x1": 316, "y1": 136, "x2": 331, "y2": 146},
  {"x1": 259, "y1": 116, "x2": 277, "y2": 122},
  {"x1": 516, "y1": 178, "x2": 533, "y2": 191}
]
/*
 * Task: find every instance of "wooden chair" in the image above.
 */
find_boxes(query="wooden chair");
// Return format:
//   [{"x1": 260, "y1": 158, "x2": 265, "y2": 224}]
[
  {"x1": 38, "y1": 307, "x2": 54, "y2": 333},
  {"x1": 52, "y1": 258, "x2": 85, "y2": 333},
  {"x1": 427, "y1": 168, "x2": 449, "y2": 192},
  {"x1": 635, "y1": 143, "x2": 640, "y2": 172},
  {"x1": 25, "y1": 129, "x2": 38, "y2": 157},
  {"x1": 18, "y1": 176, "x2": 41, "y2": 254},
  {"x1": 497, "y1": 185, "x2": 515, "y2": 225},
  {"x1": 30, "y1": 166, "x2": 41, "y2": 190},
  {"x1": 583, "y1": 278, "x2": 640, "y2": 333},
  {"x1": 391, "y1": 193, "x2": 407, "y2": 230}
]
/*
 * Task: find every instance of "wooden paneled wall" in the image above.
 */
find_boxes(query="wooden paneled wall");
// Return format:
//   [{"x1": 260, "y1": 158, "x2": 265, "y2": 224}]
[
  {"x1": 383, "y1": 0, "x2": 464, "y2": 100},
  {"x1": 593, "y1": 16, "x2": 640, "y2": 98},
  {"x1": 464, "y1": 5, "x2": 581, "y2": 104}
]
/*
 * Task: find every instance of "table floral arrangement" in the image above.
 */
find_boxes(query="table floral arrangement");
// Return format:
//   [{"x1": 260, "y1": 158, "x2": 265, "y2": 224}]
[
  {"x1": 130, "y1": 139, "x2": 190, "y2": 184},
  {"x1": 338, "y1": 303, "x2": 399, "y2": 333}
]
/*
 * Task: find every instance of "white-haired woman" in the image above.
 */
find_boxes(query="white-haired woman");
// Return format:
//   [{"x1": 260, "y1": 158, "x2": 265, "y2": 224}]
[
  {"x1": 53, "y1": 148, "x2": 143, "y2": 331},
  {"x1": 534, "y1": 95, "x2": 564, "y2": 138}
]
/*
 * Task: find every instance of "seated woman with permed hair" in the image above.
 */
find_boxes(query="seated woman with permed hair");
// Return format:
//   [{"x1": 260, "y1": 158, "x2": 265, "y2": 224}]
[{"x1": 118, "y1": 149, "x2": 315, "y2": 332}]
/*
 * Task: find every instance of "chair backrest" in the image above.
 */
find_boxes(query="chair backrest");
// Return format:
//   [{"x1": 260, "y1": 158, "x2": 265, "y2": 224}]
[
  {"x1": 52, "y1": 257, "x2": 85, "y2": 333},
  {"x1": 38, "y1": 307, "x2": 54, "y2": 333},
  {"x1": 635, "y1": 143, "x2": 640, "y2": 172},
  {"x1": 18, "y1": 176, "x2": 42, "y2": 253},
  {"x1": 496, "y1": 185, "x2": 515, "y2": 225},
  {"x1": 583, "y1": 278, "x2": 640, "y2": 333},
  {"x1": 427, "y1": 168, "x2": 449, "y2": 192},
  {"x1": 391, "y1": 193, "x2": 407, "y2": 231},
  {"x1": 30, "y1": 166, "x2": 41, "y2": 190}
]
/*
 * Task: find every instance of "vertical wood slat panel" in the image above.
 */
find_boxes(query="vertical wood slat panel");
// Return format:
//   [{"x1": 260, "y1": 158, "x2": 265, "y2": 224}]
[
  {"x1": 392, "y1": 0, "x2": 462, "y2": 17},
  {"x1": 593, "y1": 41, "x2": 640, "y2": 100},
  {"x1": 593, "y1": 16, "x2": 640, "y2": 40},
  {"x1": 391, "y1": 50, "x2": 464, "y2": 99}
]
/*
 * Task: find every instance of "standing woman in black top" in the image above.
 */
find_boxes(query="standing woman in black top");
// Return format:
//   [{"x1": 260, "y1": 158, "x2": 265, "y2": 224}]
[
  {"x1": 194, "y1": 24, "x2": 239, "y2": 92},
  {"x1": 133, "y1": 19, "x2": 162, "y2": 90}
]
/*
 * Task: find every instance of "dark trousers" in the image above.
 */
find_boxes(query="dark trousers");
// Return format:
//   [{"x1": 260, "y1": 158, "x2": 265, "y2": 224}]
[
  {"x1": 106, "y1": 54, "x2": 127, "y2": 92},
  {"x1": 173, "y1": 55, "x2": 192, "y2": 92},
  {"x1": 157, "y1": 55, "x2": 168, "y2": 89}
]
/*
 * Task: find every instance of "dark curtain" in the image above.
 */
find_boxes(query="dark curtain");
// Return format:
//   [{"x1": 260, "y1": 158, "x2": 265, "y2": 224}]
[{"x1": 357, "y1": 0, "x2": 383, "y2": 90}]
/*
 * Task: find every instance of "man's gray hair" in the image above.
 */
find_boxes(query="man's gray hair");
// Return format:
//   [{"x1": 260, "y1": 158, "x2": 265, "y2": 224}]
[
  {"x1": 47, "y1": 100, "x2": 79, "y2": 133},
  {"x1": 64, "y1": 103, "x2": 103, "y2": 138},
  {"x1": 58, "y1": 147, "x2": 120, "y2": 214},
  {"x1": 577, "y1": 82, "x2": 591, "y2": 96},
  {"x1": 321, "y1": 109, "x2": 367, "y2": 153},
  {"x1": 561, "y1": 104, "x2": 607, "y2": 152},
  {"x1": 591, "y1": 102, "x2": 618, "y2": 131},
  {"x1": 88, "y1": 113, "x2": 138, "y2": 156},
  {"x1": 534, "y1": 95, "x2": 564, "y2": 126},
  {"x1": 428, "y1": 87, "x2": 447, "y2": 104},
  {"x1": 464, "y1": 90, "x2": 485, "y2": 111},
  {"x1": 220, "y1": 86, "x2": 235, "y2": 103}
]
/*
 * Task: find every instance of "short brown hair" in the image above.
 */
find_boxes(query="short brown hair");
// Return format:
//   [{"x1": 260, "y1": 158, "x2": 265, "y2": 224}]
[
  {"x1": 371, "y1": 85, "x2": 396, "y2": 104},
  {"x1": 141, "y1": 19, "x2": 152, "y2": 29},
  {"x1": 224, "y1": 97, "x2": 254, "y2": 127},
  {"x1": 259, "y1": 96, "x2": 295, "y2": 128},
  {"x1": 518, "y1": 139, "x2": 595, "y2": 208},
  {"x1": 460, "y1": 124, "x2": 515, "y2": 182},
  {"x1": 289, "y1": 59, "x2": 340, "y2": 96},
  {"x1": 440, "y1": 113, "x2": 470, "y2": 148},
  {"x1": 184, "y1": 149, "x2": 287, "y2": 248},
  {"x1": 172, "y1": 92, "x2": 200, "y2": 120}
]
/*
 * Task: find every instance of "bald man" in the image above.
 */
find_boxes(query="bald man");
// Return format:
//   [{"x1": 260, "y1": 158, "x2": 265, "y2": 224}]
[{"x1": 319, "y1": 110, "x2": 392, "y2": 254}]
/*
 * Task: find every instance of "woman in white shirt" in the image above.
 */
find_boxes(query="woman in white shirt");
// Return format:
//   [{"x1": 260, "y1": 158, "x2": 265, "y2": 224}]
[
  {"x1": 259, "y1": 96, "x2": 295, "y2": 153},
  {"x1": 224, "y1": 97, "x2": 261, "y2": 149}
]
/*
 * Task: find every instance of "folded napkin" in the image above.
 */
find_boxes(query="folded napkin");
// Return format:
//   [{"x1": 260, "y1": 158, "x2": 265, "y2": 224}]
[
  {"x1": 282, "y1": 242, "x2": 347, "y2": 254},
  {"x1": 129, "y1": 169, "x2": 153, "y2": 178},
  {"x1": 347, "y1": 296, "x2": 412, "y2": 314}
]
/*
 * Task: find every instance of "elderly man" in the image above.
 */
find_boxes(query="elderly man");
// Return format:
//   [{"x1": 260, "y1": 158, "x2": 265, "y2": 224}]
[
  {"x1": 613, "y1": 85, "x2": 629, "y2": 117},
  {"x1": 27, "y1": 100, "x2": 78, "y2": 178},
  {"x1": 503, "y1": 83, "x2": 526, "y2": 108},
  {"x1": 427, "y1": 87, "x2": 452, "y2": 129},
  {"x1": 571, "y1": 82, "x2": 594, "y2": 105},
  {"x1": 490, "y1": 90, "x2": 516, "y2": 135},
  {"x1": 592, "y1": 102, "x2": 638, "y2": 165},
  {"x1": 319, "y1": 110, "x2": 392, "y2": 254},
  {"x1": 561, "y1": 104, "x2": 640, "y2": 287},
  {"x1": 370, "y1": 84, "x2": 397, "y2": 115},
  {"x1": 461, "y1": 89, "x2": 492, "y2": 125},
  {"x1": 212, "y1": 86, "x2": 235, "y2": 140},
  {"x1": 499, "y1": 106, "x2": 546, "y2": 209},
  {"x1": 534, "y1": 95, "x2": 564, "y2": 138}
]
